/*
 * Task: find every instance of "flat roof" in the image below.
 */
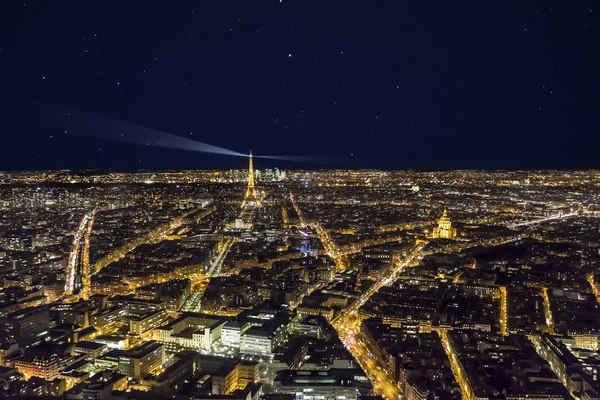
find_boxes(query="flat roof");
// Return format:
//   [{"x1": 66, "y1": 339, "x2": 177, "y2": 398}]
[{"x1": 74, "y1": 341, "x2": 106, "y2": 350}]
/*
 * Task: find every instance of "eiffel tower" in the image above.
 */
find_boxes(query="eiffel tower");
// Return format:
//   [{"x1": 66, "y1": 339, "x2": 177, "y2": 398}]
[{"x1": 241, "y1": 150, "x2": 261, "y2": 208}]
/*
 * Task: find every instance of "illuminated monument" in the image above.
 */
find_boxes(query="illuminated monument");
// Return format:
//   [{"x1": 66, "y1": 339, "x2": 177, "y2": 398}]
[
  {"x1": 241, "y1": 150, "x2": 261, "y2": 208},
  {"x1": 236, "y1": 151, "x2": 261, "y2": 229},
  {"x1": 431, "y1": 208, "x2": 456, "y2": 239}
]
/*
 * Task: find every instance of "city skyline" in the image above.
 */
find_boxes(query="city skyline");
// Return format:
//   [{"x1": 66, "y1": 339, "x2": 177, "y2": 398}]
[
  {"x1": 1, "y1": 2, "x2": 599, "y2": 400},
  {"x1": 0, "y1": 166, "x2": 597, "y2": 399}
]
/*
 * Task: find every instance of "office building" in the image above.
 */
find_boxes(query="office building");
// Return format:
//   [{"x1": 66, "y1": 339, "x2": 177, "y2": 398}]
[
  {"x1": 118, "y1": 341, "x2": 165, "y2": 380},
  {"x1": 272, "y1": 369, "x2": 371, "y2": 400},
  {"x1": 0, "y1": 306, "x2": 49, "y2": 347}
]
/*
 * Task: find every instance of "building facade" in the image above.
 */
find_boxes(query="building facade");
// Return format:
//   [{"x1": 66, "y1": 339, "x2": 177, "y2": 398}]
[{"x1": 431, "y1": 208, "x2": 457, "y2": 239}]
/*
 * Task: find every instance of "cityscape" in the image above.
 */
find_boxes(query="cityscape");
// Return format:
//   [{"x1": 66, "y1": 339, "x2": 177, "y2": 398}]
[
  {"x1": 0, "y1": 158, "x2": 598, "y2": 400},
  {"x1": 1, "y1": 1, "x2": 599, "y2": 399}
]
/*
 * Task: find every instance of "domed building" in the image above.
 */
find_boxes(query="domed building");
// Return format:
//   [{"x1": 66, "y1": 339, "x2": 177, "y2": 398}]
[{"x1": 431, "y1": 208, "x2": 456, "y2": 239}]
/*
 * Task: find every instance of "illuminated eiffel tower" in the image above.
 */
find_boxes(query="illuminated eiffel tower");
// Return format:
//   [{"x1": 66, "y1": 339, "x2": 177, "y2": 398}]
[{"x1": 241, "y1": 150, "x2": 261, "y2": 208}]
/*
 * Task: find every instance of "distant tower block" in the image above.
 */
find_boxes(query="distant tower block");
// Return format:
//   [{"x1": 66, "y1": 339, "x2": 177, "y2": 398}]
[
  {"x1": 431, "y1": 208, "x2": 457, "y2": 239},
  {"x1": 241, "y1": 150, "x2": 261, "y2": 208}
]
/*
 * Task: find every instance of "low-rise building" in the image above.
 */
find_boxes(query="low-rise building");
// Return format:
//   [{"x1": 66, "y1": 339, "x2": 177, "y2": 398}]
[
  {"x1": 15, "y1": 355, "x2": 61, "y2": 380},
  {"x1": 152, "y1": 313, "x2": 226, "y2": 352},
  {"x1": 296, "y1": 305, "x2": 334, "y2": 321},
  {"x1": 81, "y1": 370, "x2": 128, "y2": 399},
  {"x1": 94, "y1": 335, "x2": 129, "y2": 350},
  {"x1": 222, "y1": 320, "x2": 251, "y2": 348},
  {"x1": 0, "y1": 305, "x2": 49, "y2": 347},
  {"x1": 140, "y1": 359, "x2": 193, "y2": 394},
  {"x1": 240, "y1": 315, "x2": 288, "y2": 359},
  {"x1": 73, "y1": 341, "x2": 107, "y2": 360},
  {"x1": 129, "y1": 309, "x2": 168, "y2": 336},
  {"x1": 272, "y1": 369, "x2": 371, "y2": 399},
  {"x1": 91, "y1": 306, "x2": 123, "y2": 332},
  {"x1": 118, "y1": 341, "x2": 165, "y2": 380}
]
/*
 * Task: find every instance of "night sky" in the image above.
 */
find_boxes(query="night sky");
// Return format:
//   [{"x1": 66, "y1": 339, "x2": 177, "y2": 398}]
[{"x1": 0, "y1": 1, "x2": 598, "y2": 171}]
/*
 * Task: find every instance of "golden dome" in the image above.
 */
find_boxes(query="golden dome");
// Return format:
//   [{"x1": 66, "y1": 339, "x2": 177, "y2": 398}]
[{"x1": 438, "y1": 208, "x2": 451, "y2": 222}]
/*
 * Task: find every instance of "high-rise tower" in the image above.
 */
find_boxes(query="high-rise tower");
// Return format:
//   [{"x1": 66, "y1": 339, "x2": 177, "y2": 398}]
[{"x1": 241, "y1": 151, "x2": 261, "y2": 208}]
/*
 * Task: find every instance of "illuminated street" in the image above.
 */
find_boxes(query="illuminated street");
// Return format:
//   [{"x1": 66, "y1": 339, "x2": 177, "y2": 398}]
[
  {"x1": 206, "y1": 236, "x2": 235, "y2": 277},
  {"x1": 499, "y1": 285, "x2": 508, "y2": 336},
  {"x1": 332, "y1": 243, "x2": 426, "y2": 398},
  {"x1": 440, "y1": 329, "x2": 474, "y2": 400},
  {"x1": 64, "y1": 208, "x2": 96, "y2": 298},
  {"x1": 541, "y1": 287, "x2": 555, "y2": 335}
]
